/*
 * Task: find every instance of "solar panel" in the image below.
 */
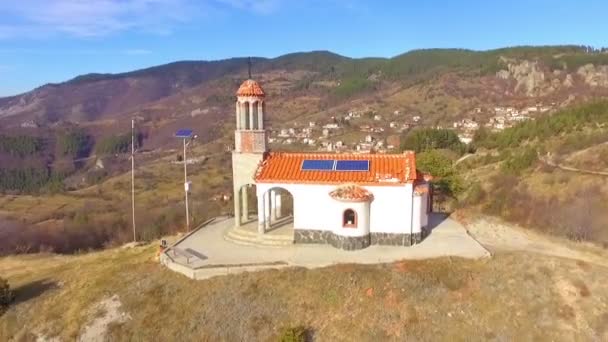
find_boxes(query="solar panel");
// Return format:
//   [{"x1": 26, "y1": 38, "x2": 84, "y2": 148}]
[
  {"x1": 335, "y1": 160, "x2": 370, "y2": 171},
  {"x1": 175, "y1": 129, "x2": 193, "y2": 138},
  {"x1": 301, "y1": 159, "x2": 335, "y2": 171}
]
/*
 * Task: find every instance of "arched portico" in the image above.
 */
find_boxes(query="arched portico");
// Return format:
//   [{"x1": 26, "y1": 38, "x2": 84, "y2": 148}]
[
  {"x1": 256, "y1": 186, "x2": 293, "y2": 234},
  {"x1": 234, "y1": 183, "x2": 258, "y2": 226}
]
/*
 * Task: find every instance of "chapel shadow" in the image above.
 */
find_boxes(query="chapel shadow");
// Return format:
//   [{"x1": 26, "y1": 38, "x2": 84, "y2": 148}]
[
  {"x1": 11, "y1": 279, "x2": 58, "y2": 306},
  {"x1": 419, "y1": 212, "x2": 451, "y2": 242},
  {"x1": 428, "y1": 212, "x2": 450, "y2": 231}
]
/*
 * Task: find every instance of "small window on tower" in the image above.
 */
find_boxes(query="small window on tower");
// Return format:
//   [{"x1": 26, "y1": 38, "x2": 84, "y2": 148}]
[{"x1": 343, "y1": 209, "x2": 357, "y2": 228}]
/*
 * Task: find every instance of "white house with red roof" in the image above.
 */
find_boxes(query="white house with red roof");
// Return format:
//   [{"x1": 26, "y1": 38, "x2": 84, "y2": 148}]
[{"x1": 232, "y1": 78, "x2": 432, "y2": 250}]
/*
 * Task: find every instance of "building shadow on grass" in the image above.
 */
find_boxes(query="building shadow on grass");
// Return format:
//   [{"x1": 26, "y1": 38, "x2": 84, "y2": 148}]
[{"x1": 12, "y1": 279, "x2": 58, "y2": 306}]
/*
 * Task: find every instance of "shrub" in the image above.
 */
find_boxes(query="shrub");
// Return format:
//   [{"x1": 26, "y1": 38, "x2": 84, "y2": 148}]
[
  {"x1": 501, "y1": 148, "x2": 537, "y2": 175},
  {"x1": 416, "y1": 150, "x2": 453, "y2": 178},
  {"x1": 278, "y1": 326, "x2": 308, "y2": 342},
  {"x1": 0, "y1": 134, "x2": 44, "y2": 156},
  {"x1": 401, "y1": 128, "x2": 468, "y2": 155},
  {"x1": 333, "y1": 77, "x2": 371, "y2": 98},
  {"x1": 463, "y1": 182, "x2": 486, "y2": 206},
  {"x1": 416, "y1": 150, "x2": 464, "y2": 199},
  {"x1": 96, "y1": 134, "x2": 131, "y2": 155},
  {"x1": 480, "y1": 175, "x2": 608, "y2": 245},
  {"x1": 56, "y1": 128, "x2": 92, "y2": 158},
  {"x1": 0, "y1": 277, "x2": 13, "y2": 312}
]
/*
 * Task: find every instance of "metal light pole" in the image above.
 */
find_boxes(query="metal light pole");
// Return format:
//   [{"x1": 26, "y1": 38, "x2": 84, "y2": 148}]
[
  {"x1": 183, "y1": 137, "x2": 190, "y2": 232},
  {"x1": 131, "y1": 118, "x2": 137, "y2": 242},
  {"x1": 175, "y1": 129, "x2": 196, "y2": 232}
]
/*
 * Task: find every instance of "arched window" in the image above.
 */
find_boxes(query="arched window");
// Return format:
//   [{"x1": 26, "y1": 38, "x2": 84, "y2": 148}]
[
  {"x1": 343, "y1": 209, "x2": 357, "y2": 228},
  {"x1": 242, "y1": 101, "x2": 250, "y2": 129},
  {"x1": 251, "y1": 101, "x2": 258, "y2": 130}
]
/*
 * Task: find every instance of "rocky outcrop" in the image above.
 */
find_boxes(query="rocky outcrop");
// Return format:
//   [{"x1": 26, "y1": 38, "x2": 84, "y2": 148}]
[
  {"x1": 496, "y1": 57, "x2": 608, "y2": 96},
  {"x1": 563, "y1": 74, "x2": 574, "y2": 88},
  {"x1": 496, "y1": 59, "x2": 546, "y2": 96},
  {"x1": 577, "y1": 64, "x2": 608, "y2": 87},
  {"x1": 496, "y1": 70, "x2": 510, "y2": 80}
]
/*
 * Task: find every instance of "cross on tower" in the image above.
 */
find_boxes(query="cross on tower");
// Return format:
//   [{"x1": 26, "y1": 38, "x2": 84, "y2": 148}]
[{"x1": 248, "y1": 57, "x2": 252, "y2": 79}]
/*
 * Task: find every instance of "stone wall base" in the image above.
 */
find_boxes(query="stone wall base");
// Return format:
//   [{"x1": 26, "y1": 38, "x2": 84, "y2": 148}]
[
  {"x1": 295, "y1": 229, "x2": 426, "y2": 250},
  {"x1": 294, "y1": 230, "x2": 370, "y2": 251},
  {"x1": 370, "y1": 232, "x2": 412, "y2": 246}
]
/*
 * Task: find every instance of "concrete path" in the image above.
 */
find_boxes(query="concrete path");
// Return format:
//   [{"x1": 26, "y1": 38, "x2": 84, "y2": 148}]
[
  {"x1": 161, "y1": 214, "x2": 490, "y2": 280},
  {"x1": 466, "y1": 217, "x2": 608, "y2": 267}
]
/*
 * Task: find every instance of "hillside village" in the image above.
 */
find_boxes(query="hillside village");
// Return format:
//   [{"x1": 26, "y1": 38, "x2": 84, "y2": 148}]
[{"x1": 268, "y1": 102, "x2": 556, "y2": 152}]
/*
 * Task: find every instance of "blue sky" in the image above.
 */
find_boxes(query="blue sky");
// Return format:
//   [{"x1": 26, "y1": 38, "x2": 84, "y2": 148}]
[{"x1": 0, "y1": 0, "x2": 606, "y2": 97}]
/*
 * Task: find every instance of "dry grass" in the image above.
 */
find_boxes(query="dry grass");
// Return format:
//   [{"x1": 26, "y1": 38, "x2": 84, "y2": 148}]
[
  {"x1": 1, "y1": 246, "x2": 608, "y2": 341},
  {"x1": 0, "y1": 147, "x2": 233, "y2": 255}
]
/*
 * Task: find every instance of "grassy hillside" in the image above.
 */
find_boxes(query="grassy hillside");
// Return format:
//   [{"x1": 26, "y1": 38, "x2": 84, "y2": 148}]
[
  {"x1": 456, "y1": 100, "x2": 608, "y2": 245},
  {"x1": 1, "y1": 243, "x2": 607, "y2": 341},
  {"x1": 0, "y1": 140, "x2": 234, "y2": 255}
]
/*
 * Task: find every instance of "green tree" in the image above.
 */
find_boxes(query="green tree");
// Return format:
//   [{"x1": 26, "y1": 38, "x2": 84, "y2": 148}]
[
  {"x1": 401, "y1": 128, "x2": 467, "y2": 155},
  {"x1": 0, "y1": 135, "x2": 43, "y2": 156},
  {"x1": 416, "y1": 150, "x2": 453, "y2": 177},
  {"x1": 416, "y1": 150, "x2": 463, "y2": 198},
  {"x1": 56, "y1": 128, "x2": 92, "y2": 158},
  {"x1": 0, "y1": 167, "x2": 51, "y2": 193},
  {"x1": 95, "y1": 134, "x2": 131, "y2": 155}
]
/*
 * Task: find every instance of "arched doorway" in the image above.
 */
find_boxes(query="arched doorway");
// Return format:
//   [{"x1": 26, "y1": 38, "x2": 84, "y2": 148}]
[
  {"x1": 238, "y1": 183, "x2": 257, "y2": 225},
  {"x1": 260, "y1": 187, "x2": 294, "y2": 232}
]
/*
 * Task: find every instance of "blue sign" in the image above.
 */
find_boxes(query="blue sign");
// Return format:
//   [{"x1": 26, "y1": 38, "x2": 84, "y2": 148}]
[{"x1": 175, "y1": 129, "x2": 193, "y2": 138}]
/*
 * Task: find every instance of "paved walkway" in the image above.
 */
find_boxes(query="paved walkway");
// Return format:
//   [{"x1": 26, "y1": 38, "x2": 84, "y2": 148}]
[{"x1": 161, "y1": 214, "x2": 490, "y2": 280}]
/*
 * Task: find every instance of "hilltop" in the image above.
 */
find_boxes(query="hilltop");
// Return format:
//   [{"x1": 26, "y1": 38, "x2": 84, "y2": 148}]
[
  {"x1": 1, "y1": 46, "x2": 608, "y2": 341},
  {"x1": 1, "y1": 47, "x2": 608, "y2": 256},
  {"x1": 1, "y1": 217, "x2": 607, "y2": 341}
]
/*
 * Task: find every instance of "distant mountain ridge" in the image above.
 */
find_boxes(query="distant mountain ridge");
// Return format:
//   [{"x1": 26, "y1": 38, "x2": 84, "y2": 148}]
[{"x1": 1, "y1": 45, "x2": 608, "y2": 129}]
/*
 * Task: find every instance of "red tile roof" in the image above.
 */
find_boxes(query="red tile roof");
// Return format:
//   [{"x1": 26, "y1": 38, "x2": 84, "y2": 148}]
[
  {"x1": 329, "y1": 184, "x2": 374, "y2": 202},
  {"x1": 255, "y1": 152, "x2": 418, "y2": 185},
  {"x1": 236, "y1": 79, "x2": 265, "y2": 97}
]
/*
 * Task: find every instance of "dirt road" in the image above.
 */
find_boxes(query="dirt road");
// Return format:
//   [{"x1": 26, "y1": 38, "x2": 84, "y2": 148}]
[{"x1": 465, "y1": 216, "x2": 608, "y2": 267}]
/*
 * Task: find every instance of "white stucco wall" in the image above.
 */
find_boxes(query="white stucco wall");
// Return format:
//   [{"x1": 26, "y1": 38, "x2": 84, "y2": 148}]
[
  {"x1": 412, "y1": 194, "x2": 422, "y2": 234},
  {"x1": 256, "y1": 182, "x2": 416, "y2": 235},
  {"x1": 368, "y1": 184, "x2": 417, "y2": 234},
  {"x1": 331, "y1": 201, "x2": 370, "y2": 237},
  {"x1": 421, "y1": 191, "x2": 429, "y2": 228}
]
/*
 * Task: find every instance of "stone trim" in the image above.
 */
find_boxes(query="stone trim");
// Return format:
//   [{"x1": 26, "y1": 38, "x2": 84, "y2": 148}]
[
  {"x1": 412, "y1": 232, "x2": 422, "y2": 244},
  {"x1": 294, "y1": 229, "x2": 370, "y2": 251},
  {"x1": 295, "y1": 229, "x2": 426, "y2": 250},
  {"x1": 294, "y1": 229, "x2": 331, "y2": 244},
  {"x1": 370, "y1": 232, "x2": 412, "y2": 246},
  {"x1": 329, "y1": 234, "x2": 370, "y2": 251},
  {"x1": 421, "y1": 225, "x2": 431, "y2": 239}
]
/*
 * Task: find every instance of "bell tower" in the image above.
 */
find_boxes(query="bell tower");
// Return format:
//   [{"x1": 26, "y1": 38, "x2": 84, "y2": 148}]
[
  {"x1": 234, "y1": 79, "x2": 267, "y2": 153},
  {"x1": 231, "y1": 66, "x2": 268, "y2": 227}
]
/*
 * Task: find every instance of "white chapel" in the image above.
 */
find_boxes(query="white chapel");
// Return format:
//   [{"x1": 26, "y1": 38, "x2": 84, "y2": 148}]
[{"x1": 231, "y1": 78, "x2": 432, "y2": 250}]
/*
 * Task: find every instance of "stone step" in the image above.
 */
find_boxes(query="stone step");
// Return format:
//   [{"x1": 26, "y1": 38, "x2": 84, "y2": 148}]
[
  {"x1": 224, "y1": 229, "x2": 294, "y2": 247},
  {"x1": 230, "y1": 227, "x2": 293, "y2": 241},
  {"x1": 226, "y1": 230, "x2": 294, "y2": 244},
  {"x1": 223, "y1": 234, "x2": 293, "y2": 248}
]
